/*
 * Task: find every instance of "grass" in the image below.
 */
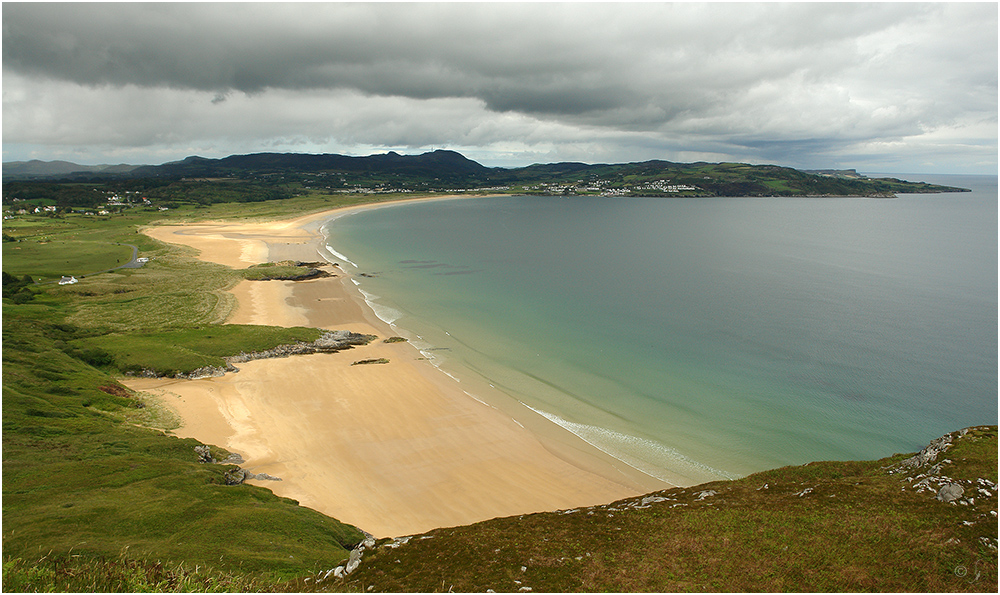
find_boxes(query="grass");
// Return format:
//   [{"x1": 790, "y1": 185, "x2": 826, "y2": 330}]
[
  {"x1": 2, "y1": 552, "x2": 279, "y2": 593},
  {"x1": 242, "y1": 261, "x2": 323, "y2": 281},
  {"x1": 2, "y1": 307, "x2": 364, "y2": 582},
  {"x1": 3, "y1": 199, "x2": 391, "y2": 583},
  {"x1": 335, "y1": 426, "x2": 997, "y2": 592},
  {"x1": 72, "y1": 325, "x2": 324, "y2": 376},
  {"x1": 1, "y1": 239, "x2": 134, "y2": 282}
]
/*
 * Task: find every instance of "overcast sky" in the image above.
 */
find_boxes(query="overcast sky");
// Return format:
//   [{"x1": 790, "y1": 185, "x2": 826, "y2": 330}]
[{"x1": 3, "y1": 2, "x2": 997, "y2": 173}]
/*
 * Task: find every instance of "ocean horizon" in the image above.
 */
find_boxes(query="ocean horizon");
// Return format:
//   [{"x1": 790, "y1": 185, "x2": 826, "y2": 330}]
[{"x1": 322, "y1": 174, "x2": 998, "y2": 485}]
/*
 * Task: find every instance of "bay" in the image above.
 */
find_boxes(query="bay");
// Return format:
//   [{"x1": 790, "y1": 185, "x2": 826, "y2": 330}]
[{"x1": 324, "y1": 174, "x2": 997, "y2": 485}]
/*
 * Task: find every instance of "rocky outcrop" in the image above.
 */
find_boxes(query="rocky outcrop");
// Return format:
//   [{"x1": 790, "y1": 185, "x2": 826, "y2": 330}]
[
  {"x1": 184, "y1": 363, "x2": 240, "y2": 380},
  {"x1": 224, "y1": 467, "x2": 282, "y2": 484},
  {"x1": 226, "y1": 330, "x2": 375, "y2": 364},
  {"x1": 890, "y1": 432, "x2": 955, "y2": 471},
  {"x1": 936, "y1": 483, "x2": 965, "y2": 502},
  {"x1": 319, "y1": 534, "x2": 377, "y2": 581},
  {"x1": 887, "y1": 427, "x2": 995, "y2": 510},
  {"x1": 194, "y1": 445, "x2": 244, "y2": 465},
  {"x1": 194, "y1": 446, "x2": 280, "y2": 484},
  {"x1": 126, "y1": 330, "x2": 375, "y2": 379}
]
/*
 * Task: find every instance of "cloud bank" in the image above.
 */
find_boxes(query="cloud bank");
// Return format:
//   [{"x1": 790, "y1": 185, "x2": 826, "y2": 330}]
[{"x1": 3, "y1": 2, "x2": 996, "y2": 172}]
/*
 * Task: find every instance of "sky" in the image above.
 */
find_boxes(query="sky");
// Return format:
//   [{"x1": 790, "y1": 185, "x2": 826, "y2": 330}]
[{"x1": 2, "y1": 2, "x2": 997, "y2": 174}]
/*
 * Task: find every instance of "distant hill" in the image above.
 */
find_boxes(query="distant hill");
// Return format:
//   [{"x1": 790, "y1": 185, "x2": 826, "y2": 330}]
[
  {"x1": 3, "y1": 160, "x2": 138, "y2": 180},
  {"x1": 128, "y1": 149, "x2": 488, "y2": 179},
  {"x1": 2, "y1": 150, "x2": 970, "y2": 196}
]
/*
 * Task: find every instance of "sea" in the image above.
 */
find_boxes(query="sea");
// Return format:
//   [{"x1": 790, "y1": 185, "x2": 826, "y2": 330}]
[{"x1": 321, "y1": 174, "x2": 998, "y2": 485}]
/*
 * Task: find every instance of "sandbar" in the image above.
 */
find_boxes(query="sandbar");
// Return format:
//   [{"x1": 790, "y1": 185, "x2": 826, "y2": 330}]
[{"x1": 125, "y1": 196, "x2": 665, "y2": 538}]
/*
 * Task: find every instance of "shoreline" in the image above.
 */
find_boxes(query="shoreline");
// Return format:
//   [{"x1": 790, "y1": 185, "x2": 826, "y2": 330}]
[{"x1": 126, "y1": 195, "x2": 668, "y2": 538}]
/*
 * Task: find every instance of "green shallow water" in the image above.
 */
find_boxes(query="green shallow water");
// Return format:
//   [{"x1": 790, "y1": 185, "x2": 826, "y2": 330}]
[{"x1": 322, "y1": 174, "x2": 997, "y2": 484}]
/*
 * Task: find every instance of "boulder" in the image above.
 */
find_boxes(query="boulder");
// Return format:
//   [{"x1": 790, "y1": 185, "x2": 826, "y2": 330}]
[
  {"x1": 224, "y1": 467, "x2": 255, "y2": 485},
  {"x1": 936, "y1": 483, "x2": 964, "y2": 502},
  {"x1": 345, "y1": 547, "x2": 363, "y2": 574},
  {"x1": 194, "y1": 445, "x2": 215, "y2": 463}
]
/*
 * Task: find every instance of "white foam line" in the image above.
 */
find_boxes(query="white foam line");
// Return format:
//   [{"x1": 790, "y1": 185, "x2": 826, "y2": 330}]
[
  {"x1": 521, "y1": 403, "x2": 658, "y2": 479},
  {"x1": 324, "y1": 244, "x2": 358, "y2": 268},
  {"x1": 521, "y1": 403, "x2": 736, "y2": 483},
  {"x1": 358, "y1": 288, "x2": 402, "y2": 325},
  {"x1": 463, "y1": 390, "x2": 499, "y2": 411}
]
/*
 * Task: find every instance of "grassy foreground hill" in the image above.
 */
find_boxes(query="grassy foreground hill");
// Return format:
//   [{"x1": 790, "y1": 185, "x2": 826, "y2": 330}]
[
  {"x1": 329, "y1": 426, "x2": 997, "y2": 593},
  {"x1": 2, "y1": 193, "x2": 994, "y2": 592}
]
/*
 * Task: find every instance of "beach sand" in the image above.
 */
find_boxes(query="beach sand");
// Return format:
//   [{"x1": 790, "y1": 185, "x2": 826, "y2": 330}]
[{"x1": 125, "y1": 198, "x2": 665, "y2": 538}]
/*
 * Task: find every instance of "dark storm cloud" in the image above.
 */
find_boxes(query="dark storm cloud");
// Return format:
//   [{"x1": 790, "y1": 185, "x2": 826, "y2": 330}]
[
  {"x1": 0, "y1": 4, "x2": 918, "y2": 118},
  {"x1": 4, "y1": 4, "x2": 604, "y2": 106},
  {"x1": 2, "y1": 2, "x2": 996, "y2": 172}
]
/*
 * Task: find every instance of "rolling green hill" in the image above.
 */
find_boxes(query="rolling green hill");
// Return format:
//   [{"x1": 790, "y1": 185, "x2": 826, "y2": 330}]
[
  {"x1": 329, "y1": 426, "x2": 996, "y2": 592},
  {"x1": 3, "y1": 150, "x2": 969, "y2": 198}
]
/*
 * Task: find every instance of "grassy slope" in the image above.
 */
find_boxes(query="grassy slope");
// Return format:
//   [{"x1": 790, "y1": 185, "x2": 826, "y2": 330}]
[
  {"x1": 335, "y1": 426, "x2": 997, "y2": 593},
  {"x1": 2, "y1": 199, "x2": 381, "y2": 585}
]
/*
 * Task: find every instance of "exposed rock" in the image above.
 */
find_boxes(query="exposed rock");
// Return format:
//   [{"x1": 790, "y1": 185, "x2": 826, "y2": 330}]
[
  {"x1": 335, "y1": 533, "x2": 377, "y2": 578},
  {"x1": 345, "y1": 547, "x2": 363, "y2": 574},
  {"x1": 227, "y1": 330, "x2": 375, "y2": 365},
  {"x1": 194, "y1": 445, "x2": 215, "y2": 463},
  {"x1": 130, "y1": 330, "x2": 375, "y2": 380},
  {"x1": 351, "y1": 358, "x2": 390, "y2": 366},
  {"x1": 936, "y1": 483, "x2": 965, "y2": 502},
  {"x1": 224, "y1": 467, "x2": 255, "y2": 485},
  {"x1": 641, "y1": 495, "x2": 669, "y2": 506},
  {"x1": 253, "y1": 472, "x2": 282, "y2": 481},
  {"x1": 890, "y1": 433, "x2": 955, "y2": 473},
  {"x1": 182, "y1": 364, "x2": 239, "y2": 380},
  {"x1": 195, "y1": 446, "x2": 247, "y2": 466},
  {"x1": 384, "y1": 536, "x2": 412, "y2": 549}
]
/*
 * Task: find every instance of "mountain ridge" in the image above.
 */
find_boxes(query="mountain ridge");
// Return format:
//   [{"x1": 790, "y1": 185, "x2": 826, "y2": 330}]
[{"x1": 3, "y1": 150, "x2": 971, "y2": 197}]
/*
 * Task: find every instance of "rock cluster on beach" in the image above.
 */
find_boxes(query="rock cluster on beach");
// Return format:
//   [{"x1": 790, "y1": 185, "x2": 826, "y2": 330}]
[
  {"x1": 226, "y1": 329, "x2": 375, "y2": 364},
  {"x1": 127, "y1": 330, "x2": 376, "y2": 379},
  {"x1": 194, "y1": 445, "x2": 283, "y2": 484}
]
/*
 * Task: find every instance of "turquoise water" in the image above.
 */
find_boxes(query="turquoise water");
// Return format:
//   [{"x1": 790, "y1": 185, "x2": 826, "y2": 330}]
[{"x1": 323, "y1": 175, "x2": 997, "y2": 485}]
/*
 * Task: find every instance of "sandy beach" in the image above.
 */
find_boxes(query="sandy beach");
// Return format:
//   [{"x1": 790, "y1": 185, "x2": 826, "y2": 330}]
[{"x1": 126, "y1": 197, "x2": 665, "y2": 538}]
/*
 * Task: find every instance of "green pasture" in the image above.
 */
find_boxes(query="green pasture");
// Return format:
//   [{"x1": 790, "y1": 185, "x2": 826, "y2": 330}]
[
  {"x1": 74, "y1": 325, "x2": 323, "y2": 376},
  {"x1": 2, "y1": 239, "x2": 134, "y2": 282},
  {"x1": 3, "y1": 211, "x2": 161, "y2": 283}
]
